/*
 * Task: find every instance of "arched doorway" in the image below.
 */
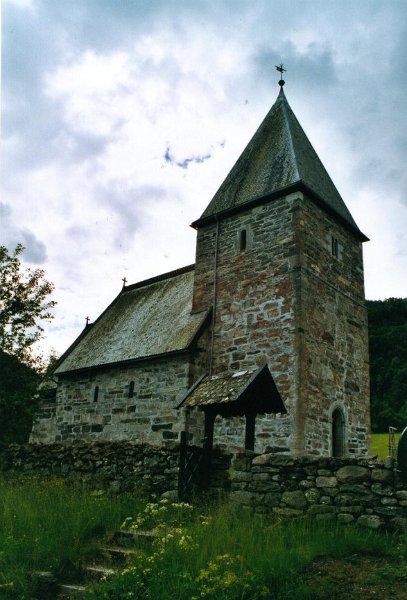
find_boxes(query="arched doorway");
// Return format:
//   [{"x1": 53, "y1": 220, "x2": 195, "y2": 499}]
[{"x1": 332, "y1": 408, "x2": 345, "y2": 457}]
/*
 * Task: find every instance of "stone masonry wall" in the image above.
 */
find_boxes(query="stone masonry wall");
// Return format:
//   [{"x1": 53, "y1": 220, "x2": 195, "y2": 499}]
[
  {"x1": 0, "y1": 442, "x2": 232, "y2": 499},
  {"x1": 0, "y1": 442, "x2": 180, "y2": 497},
  {"x1": 192, "y1": 195, "x2": 299, "y2": 452},
  {"x1": 294, "y1": 194, "x2": 370, "y2": 456},
  {"x1": 2, "y1": 444, "x2": 406, "y2": 531},
  {"x1": 191, "y1": 190, "x2": 369, "y2": 457},
  {"x1": 30, "y1": 355, "x2": 190, "y2": 445},
  {"x1": 211, "y1": 413, "x2": 292, "y2": 455},
  {"x1": 230, "y1": 452, "x2": 407, "y2": 530}
]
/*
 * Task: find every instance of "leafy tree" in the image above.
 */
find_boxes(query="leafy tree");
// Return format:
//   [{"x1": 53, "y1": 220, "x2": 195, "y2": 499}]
[
  {"x1": 0, "y1": 244, "x2": 56, "y2": 369},
  {"x1": 0, "y1": 245, "x2": 56, "y2": 442},
  {"x1": 0, "y1": 350, "x2": 41, "y2": 443}
]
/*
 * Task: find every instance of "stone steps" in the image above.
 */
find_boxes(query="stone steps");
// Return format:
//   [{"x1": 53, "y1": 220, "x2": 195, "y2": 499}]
[
  {"x1": 58, "y1": 583, "x2": 87, "y2": 597},
  {"x1": 110, "y1": 528, "x2": 156, "y2": 548},
  {"x1": 83, "y1": 564, "x2": 116, "y2": 580},
  {"x1": 97, "y1": 545, "x2": 137, "y2": 563},
  {"x1": 51, "y1": 529, "x2": 155, "y2": 598}
]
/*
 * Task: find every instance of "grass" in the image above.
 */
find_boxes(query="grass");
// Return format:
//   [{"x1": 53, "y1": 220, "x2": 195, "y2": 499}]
[
  {"x1": 85, "y1": 500, "x2": 401, "y2": 600},
  {"x1": 0, "y1": 478, "x2": 405, "y2": 599},
  {"x1": 0, "y1": 476, "x2": 144, "y2": 599},
  {"x1": 370, "y1": 432, "x2": 400, "y2": 459}
]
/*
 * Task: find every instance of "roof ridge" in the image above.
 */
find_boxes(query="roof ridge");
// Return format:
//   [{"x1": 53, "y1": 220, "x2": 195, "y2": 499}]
[
  {"x1": 280, "y1": 92, "x2": 300, "y2": 183},
  {"x1": 123, "y1": 264, "x2": 195, "y2": 292}
]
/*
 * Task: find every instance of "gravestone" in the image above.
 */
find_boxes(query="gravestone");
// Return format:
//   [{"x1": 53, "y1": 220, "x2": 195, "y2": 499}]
[{"x1": 397, "y1": 426, "x2": 407, "y2": 483}]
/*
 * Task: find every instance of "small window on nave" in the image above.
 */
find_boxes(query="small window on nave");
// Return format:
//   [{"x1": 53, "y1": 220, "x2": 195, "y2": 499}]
[
  {"x1": 331, "y1": 236, "x2": 339, "y2": 258},
  {"x1": 240, "y1": 229, "x2": 247, "y2": 252}
]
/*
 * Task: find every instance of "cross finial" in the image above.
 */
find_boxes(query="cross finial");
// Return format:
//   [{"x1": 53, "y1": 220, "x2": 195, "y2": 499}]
[
  {"x1": 122, "y1": 276, "x2": 128, "y2": 288},
  {"x1": 275, "y1": 63, "x2": 286, "y2": 87},
  {"x1": 85, "y1": 316, "x2": 90, "y2": 327}
]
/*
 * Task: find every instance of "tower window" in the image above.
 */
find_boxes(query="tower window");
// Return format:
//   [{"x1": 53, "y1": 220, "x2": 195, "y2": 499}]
[
  {"x1": 240, "y1": 229, "x2": 247, "y2": 252},
  {"x1": 128, "y1": 381, "x2": 135, "y2": 398},
  {"x1": 93, "y1": 385, "x2": 99, "y2": 402},
  {"x1": 331, "y1": 236, "x2": 339, "y2": 258}
]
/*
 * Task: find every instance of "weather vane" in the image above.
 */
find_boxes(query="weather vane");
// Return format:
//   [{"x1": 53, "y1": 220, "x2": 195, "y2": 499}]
[{"x1": 275, "y1": 64, "x2": 286, "y2": 87}]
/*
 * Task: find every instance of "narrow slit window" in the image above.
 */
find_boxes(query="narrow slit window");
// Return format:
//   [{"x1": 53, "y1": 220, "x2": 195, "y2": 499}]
[
  {"x1": 93, "y1": 385, "x2": 99, "y2": 402},
  {"x1": 332, "y1": 408, "x2": 345, "y2": 457},
  {"x1": 240, "y1": 229, "x2": 247, "y2": 252},
  {"x1": 128, "y1": 381, "x2": 135, "y2": 398},
  {"x1": 331, "y1": 236, "x2": 339, "y2": 258}
]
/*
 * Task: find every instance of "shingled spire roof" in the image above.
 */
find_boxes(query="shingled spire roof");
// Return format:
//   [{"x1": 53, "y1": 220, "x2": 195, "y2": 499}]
[{"x1": 192, "y1": 87, "x2": 367, "y2": 241}]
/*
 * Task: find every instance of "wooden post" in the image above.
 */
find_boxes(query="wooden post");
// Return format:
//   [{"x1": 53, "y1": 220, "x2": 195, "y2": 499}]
[
  {"x1": 201, "y1": 410, "x2": 215, "y2": 489},
  {"x1": 178, "y1": 430, "x2": 188, "y2": 500}
]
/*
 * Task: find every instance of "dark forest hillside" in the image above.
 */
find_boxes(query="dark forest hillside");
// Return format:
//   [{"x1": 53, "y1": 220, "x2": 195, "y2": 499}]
[{"x1": 368, "y1": 298, "x2": 407, "y2": 432}]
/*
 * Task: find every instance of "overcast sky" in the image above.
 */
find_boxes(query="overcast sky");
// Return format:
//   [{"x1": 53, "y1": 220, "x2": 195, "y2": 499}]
[{"x1": 2, "y1": 0, "x2": 407, "y2": 359}]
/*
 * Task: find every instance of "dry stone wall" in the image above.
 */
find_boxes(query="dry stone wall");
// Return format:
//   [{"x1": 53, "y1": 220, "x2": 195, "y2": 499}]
[
  {"x1": 0, "y1": 442, "x2": 180, "y2": 497},
  {"x1": 230, "y1": 452, "x2": 407, "y2": 530},
  {"x1": 0, "y1": 442, "x2": 232, "y2": 499},
  {"x1": 2, "y1": 443, "x2": 406, "y2": 531}
]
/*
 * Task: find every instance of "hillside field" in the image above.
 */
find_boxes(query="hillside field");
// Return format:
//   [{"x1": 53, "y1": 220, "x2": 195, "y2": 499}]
[{"x1": 370, "y1": 432, "x2": 400, "y2": 459}]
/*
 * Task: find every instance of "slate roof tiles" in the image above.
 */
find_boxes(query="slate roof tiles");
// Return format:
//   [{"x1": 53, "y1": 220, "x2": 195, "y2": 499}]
[
  {"x1": 193, "y1": 88, "x2": 367, "y2": 241},
  {"x1": 55, "y1": 266, "x2": 209, "y2": 374}
]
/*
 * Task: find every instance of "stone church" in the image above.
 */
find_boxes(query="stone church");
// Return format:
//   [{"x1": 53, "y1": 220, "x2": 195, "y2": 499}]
[{"x1": 31, "y1": 81, "x2": 370, "y2": 458}]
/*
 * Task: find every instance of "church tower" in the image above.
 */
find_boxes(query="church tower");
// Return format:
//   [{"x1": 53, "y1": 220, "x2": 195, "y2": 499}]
[{"x1": 190, "y1": 80, "x2": 370, "y2": 457}]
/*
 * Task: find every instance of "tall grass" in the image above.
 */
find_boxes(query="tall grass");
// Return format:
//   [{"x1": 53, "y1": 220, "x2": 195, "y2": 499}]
[
  {"x1": 0, "y1": 477, "x2": 143, "y2": 598},
  {"x1": 86, "y1": 501, "x2": 395, "y2": 600},
  {"x1": 0, "y1": 480, "x2": 402, "y2": 600}
]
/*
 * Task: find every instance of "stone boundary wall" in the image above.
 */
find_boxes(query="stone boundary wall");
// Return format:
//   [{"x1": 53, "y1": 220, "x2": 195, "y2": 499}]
[
  {"x1": 230, "y1": 452, "x2": 407, "y2": 530},
  {"x1": 3, "y1": 443, "x2": 406, "y2": 531},
  {"x1": 0, "y1": 443, "x2": 180, "y2": 497},
  {"x1": 0, "y1": 442, "x2": 232, "y2": 500}
]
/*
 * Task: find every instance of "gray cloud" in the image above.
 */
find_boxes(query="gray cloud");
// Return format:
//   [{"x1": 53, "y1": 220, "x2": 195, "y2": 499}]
[
  {"x1": 19, "y1": 230, "x2": 48, "y2": 263},
  {"x1": 164, "y1": 146, "x2": 213, "y2": 169},
  {"x1": 95, "y1": 182, "x2": 168, "y2": 244},
  {"x1": 0, "y1": 203, "x2": 12, "y2": 218},
  {"x1": 252, "y1": 42, "x2": 337, "y2": 91},
  {"x1": 1, "y1": 227, "x2": 48, "y2": 264},
  {"x1": 3, "y1": 0, "x2": 407, "y2": 357},
  {"x1": 0, "y1": 200, "x2": 47, "y2": 263}
]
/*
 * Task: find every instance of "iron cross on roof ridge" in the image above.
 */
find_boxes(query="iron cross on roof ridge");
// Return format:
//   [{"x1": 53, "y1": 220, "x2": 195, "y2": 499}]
[{"x1": 275, "y1": 63, "x2": 286, "y2": 86}]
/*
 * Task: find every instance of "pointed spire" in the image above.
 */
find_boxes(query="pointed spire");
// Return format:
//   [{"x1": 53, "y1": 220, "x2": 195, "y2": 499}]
[{"x1": 193, "y1": 85, "x2": 367, "y2": 241}]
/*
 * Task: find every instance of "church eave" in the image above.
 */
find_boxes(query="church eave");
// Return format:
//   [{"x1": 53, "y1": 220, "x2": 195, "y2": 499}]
[
  {"x1": 123, "y1": 264, "x2": 195, "y2": 292},
  {"x1": 191, "y1": 181, "x2": 369, "y2": 242},
  {"x1": 56, "y1": 348, "x2": 191, "y2": 378}
]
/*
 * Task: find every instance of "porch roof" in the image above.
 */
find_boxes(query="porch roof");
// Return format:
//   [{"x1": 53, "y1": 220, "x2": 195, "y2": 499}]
[{"x1": 177, "y1": 365, "x2": 287, "y2": 417}]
